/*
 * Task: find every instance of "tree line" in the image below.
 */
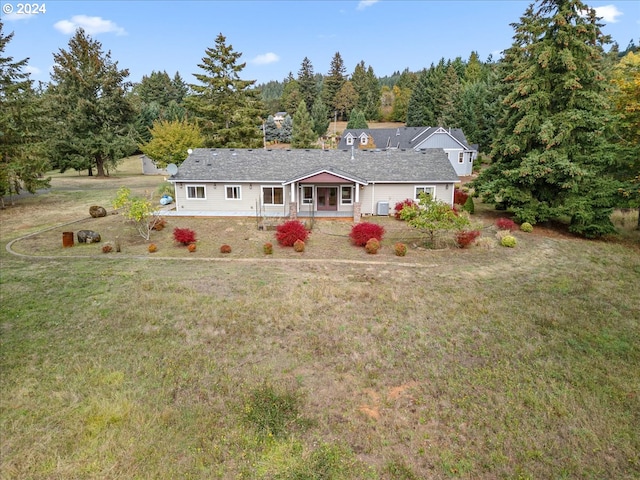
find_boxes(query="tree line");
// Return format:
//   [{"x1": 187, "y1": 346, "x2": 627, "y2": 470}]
[{"x1": 0, "y1": 0, "x2": 638, "y2": 235}]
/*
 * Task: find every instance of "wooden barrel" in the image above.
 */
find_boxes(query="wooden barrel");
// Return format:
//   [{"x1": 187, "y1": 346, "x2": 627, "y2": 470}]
[{"x1": 62, "y1": 231, "x2": 74, "y2": 247}]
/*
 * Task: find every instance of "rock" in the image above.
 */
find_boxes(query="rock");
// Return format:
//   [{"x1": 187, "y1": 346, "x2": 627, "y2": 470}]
[
  {"x1": 77, "y1": 230, "x2": 101, "y2": 243},
  {"x1": 90, "y1": 205, "x2": 107, "y2": 218}
]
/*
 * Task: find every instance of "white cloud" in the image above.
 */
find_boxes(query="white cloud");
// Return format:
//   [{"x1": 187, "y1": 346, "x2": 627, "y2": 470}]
[
  {"x1": 25, "y1": 65, "x2": 41, "y2": 76},
  {"x1": 357, "y1": 0, "x2": 380, "y2": 11},
  {"x1": 54, "y1": 15, "x2": 127, "y2": 36},
  {"x1": 594, "y1": 5, "x2": 623, "y2": 23},
  {"x1": 252, "y1": 52, "x2": 279, "y2": 65}
]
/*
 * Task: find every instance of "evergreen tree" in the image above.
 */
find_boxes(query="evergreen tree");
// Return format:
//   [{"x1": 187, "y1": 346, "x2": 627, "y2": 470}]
[
  {"x1": 134, "y1": 70, "x2": 185, "y2": 106},
  {"x1": 311, "y1": 97, "x2": 330, "y2": 137},
  {"x1": 278, "y1": 114, "x2": 293, "y2": 143},
  {"x1": 281, "y1": 73, "x2": 300, "y2": 116},
  {"x1": 49, "y1": 28, "x2": 136, "y2": 176},
  {"x1": 185, "y1": 33, "x2": 265, "y2": 148},
  {"x1": 297, "y1": 57, "x2": 317, "y2": 113},
  {"x1": 346, "y1": 109, "x2": 368, "y2": 129},
  {"x1": 322, "y1": 52, "x2": 346, "y2": 115},
  {"x1": 351, "y1": 61, "x2": 381, "y2": 121},
  {"x1": 291, "y1": 100, "x2": 316, "y2": 148},
  {"x1": 438, "y1": 64, "x2": 462, "y2": 126},
  {"x1": 264, "y1": 114, "x2": 279, "y2": 142},
  {"x1": 464, "y1": 51, "x2": 484, "y2": 84},
  {"x1": 406, "y1": 61, "x2": 449, "y2": 127},
  {"x1": 0, "y1": 22, "x2": 50, "y2": 205},
  {"x1": 334, "y1": 81, "x2": 358, "y2": 121},
  {"x1": 472, "y1": 0, "x2": 618, "y2": 237}
]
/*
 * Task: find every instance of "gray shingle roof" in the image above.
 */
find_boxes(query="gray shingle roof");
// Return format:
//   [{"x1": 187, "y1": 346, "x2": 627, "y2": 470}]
[
  {"x1": 170, "y1": 148, "x2": 459, "y2": 184},
  {"x1": 337, "y1": 126, "x2": 475, "y2": 150}
]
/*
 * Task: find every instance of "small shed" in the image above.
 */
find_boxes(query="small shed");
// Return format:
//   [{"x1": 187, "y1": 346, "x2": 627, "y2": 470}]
[{"x1": 141, "y1": 155, "x2": 167, "y2": 175}]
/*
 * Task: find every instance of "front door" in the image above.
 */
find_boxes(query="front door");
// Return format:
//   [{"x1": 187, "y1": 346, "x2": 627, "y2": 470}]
[{"x1": 317, "y1": 187, "x2": 338, "y2": 211}]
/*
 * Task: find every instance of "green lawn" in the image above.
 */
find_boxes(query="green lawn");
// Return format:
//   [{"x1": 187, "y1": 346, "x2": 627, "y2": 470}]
[{"x1": 1, "y1": 164, "x2": 639, "y2": 479}]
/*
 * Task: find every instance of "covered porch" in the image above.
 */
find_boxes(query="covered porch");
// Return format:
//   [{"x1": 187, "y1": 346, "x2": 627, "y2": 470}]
[{"x1": 284, "y1": 168, "x2": 367, "y2": 223}]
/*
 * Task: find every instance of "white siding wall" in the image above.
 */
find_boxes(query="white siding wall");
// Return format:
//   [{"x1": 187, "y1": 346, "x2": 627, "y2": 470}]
[
  {"x1": 359, "y1": 183, "x2": 454, "y2": 215},
  {"x1": 174, "y1": 182, "x2": 290, "y2": 216}
]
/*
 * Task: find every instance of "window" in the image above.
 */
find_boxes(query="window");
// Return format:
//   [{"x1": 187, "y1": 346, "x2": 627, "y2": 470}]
[
  {"x1": 341, "y1": 186, "x2": 353, "y2": 204},
  {"x1": 262, "y1": 186, "x2": 284, "y2": 205},
  {"x1": 346, "y1": 136, "x2": 354, "y2": 145},
  {"x1": 186, "y1": 185, "x2": 206, "y2": 199},
  {"x1": 302, "y1": 186, "x2": 313, "y2": 204},
  {"x1": 415, "y1": 186, "x2": 435, "y2": 201},
  {"x1": 360, "y1": 135, "x2": 368, "y2": 145},
  {"x1": 225, "y1": 185, "x2": 241, "y2": 200},
  {"x1": 458, "y1": 152, "x2": 464, "y2": 164}
]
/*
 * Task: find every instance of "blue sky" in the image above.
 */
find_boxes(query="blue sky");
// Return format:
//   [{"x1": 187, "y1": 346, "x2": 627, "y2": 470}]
[{"x1": 2, "y1": 0, "x2": 639, "y2": 86}]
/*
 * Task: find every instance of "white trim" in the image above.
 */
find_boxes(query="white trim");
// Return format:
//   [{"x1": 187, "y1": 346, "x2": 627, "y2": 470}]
[
  {"x1": 186, "y1": 184, "x2": 206, "y2": 200},
  {"x1": 301, "y1": 185, "x2": 314, "y2": 205},
  {"x1": 225, "y1": 184, "x2": 242, "y2": 200},
  {"x1": 340, "y1": 185, "x2": 354, "y2": 205},
  {"x1": 415, "y1": 185, "x2": 436, "y2": 201}
]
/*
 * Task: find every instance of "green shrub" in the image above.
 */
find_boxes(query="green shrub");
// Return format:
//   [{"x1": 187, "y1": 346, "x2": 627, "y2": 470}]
[
  {"x1": 500, "y1": 235, "x2": 517, "y2": 247},
  {"x1": 520, "y1": 222, "x2": 534, "y2": 233},
  {"x1": 394, "y1": 242, "x2": 407, "y2": 257},
  {"x1": 463, "y1": 196, "x2": 475, "y2": 214},
  {"x1": 263, "y1": 242, "x2": 273, "y2": 255}
]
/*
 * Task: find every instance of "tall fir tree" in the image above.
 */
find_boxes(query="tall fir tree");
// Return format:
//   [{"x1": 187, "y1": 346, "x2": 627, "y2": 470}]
[
  {"x1": 322, "y1": 52, "x2": 346, "y2": 115},
  {"x1": 334, "y1": 80, "x2": 358, "y2": 121},
  {"x1": 291, "y1": 100, "x2": 316, "y2": 148},
  {"x1": 0, "y1": 22, "x2": 50, "y2": 205},
  {"x1": 472, "y1": 0, "x2": 619, "y2": 237},
  {"x1": 281, "y1": 72, "x2": 301, "y2": 116},
  {"x1": 186, "y1": 33, "x2": 265, "y2": 148},
  {"x1": 311, "y1": 97, "x2": 330, "y2": 137},
  {"x1": 351, "y1": 61, "x2": 381, "y2": 121},
  {"x1": 49, "y1": 28, "x2": 136, "y2": 176},
  {"x1": 297, "y1": 57, "x2": 317, "y2": 113}
]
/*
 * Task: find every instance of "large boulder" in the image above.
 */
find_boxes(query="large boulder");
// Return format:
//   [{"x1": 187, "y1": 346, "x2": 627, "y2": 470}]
[
  {"x1": 90, "y1": 205, "x2": 107, "y2": 218},
  {"x1": 77, "y1": 230, "x2": 101, "y2": 244}
]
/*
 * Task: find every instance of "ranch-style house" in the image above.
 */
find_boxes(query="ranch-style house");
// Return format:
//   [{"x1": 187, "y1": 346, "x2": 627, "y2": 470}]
[{"x1": 167, "y1": 147, "x2": 460, "y2": 222}]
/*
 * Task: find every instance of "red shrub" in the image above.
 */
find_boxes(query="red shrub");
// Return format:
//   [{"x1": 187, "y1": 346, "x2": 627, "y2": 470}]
[
  {"x1": 173, "y1": 227, "x2": 197, "y2": 245},
  {"x1": 394, "y1": 199, "x2": 418, "y2": 219},
  {"x1": 455, "y1": 229, "x2": 481, "y2": 248},
  {"x1": 275, "y1": 220, "x2": 309, "y2": 247},
  {"x1": 454, "y1": 189, "x2": 469, "y2": 205},
  {"x1": 495, "y1": 217, "x2": 517, "y2": 231},
  {"x1": 350, "y1": 222, "x2": 385, "y2": 247}
]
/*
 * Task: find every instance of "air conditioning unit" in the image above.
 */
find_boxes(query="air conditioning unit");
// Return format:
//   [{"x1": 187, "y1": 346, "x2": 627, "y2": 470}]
[{"x1": 377, "y1": 201, "x2": 389, "y2": 216}]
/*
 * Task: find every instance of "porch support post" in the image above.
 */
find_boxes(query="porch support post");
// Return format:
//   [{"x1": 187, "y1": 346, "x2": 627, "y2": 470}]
[
  {"x1": 289, "y1": 201, "x2": 297, "y2": 220},
  {"x1": 353, "y1": 201, "x2": 361, "y2": 222},
  {"x1": 355, "y1": 183, "x2": 360, "y2": 203}
]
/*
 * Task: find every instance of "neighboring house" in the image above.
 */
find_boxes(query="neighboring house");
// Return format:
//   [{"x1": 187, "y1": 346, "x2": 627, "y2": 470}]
[
  {"x1": 273, "y1": 112, "x2": 287, "y2": 126},
  {"x1": 338, "y1": 126, "x2": 478, "y2": 177},
  {"x1": 141, "y1": 155, "x2": 167, "y2": 175},
  {"x1": 167, "y1": 148, "x2": 459, "y2": 221}
]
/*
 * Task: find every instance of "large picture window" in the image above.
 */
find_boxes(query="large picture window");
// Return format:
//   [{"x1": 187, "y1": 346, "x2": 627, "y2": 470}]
[
  {"x1": 415, "y1": 185, "x2": 435, "y2": 201},
  {"x1": 262, "y1": 186, "x2": 284, "y2": 205},
  {"x1": 225, "y1": 185, "x2": 241, "y2": 200},
  {"x1": 186, "y1": 185, "x2": 206, "y2": 199}
]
